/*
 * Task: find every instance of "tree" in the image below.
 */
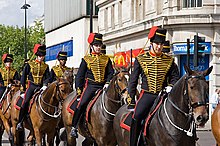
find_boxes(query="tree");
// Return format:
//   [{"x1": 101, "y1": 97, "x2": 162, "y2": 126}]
[{"x1": 0, "y1": 21, "x2": 45, "y2": 73}]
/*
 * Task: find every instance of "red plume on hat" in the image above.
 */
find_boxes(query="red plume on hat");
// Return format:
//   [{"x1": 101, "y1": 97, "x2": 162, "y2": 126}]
[
  {"x1": 88, "y1": 33, "x2": 96, "y2": 44},
  {"x1": 33, "y1": 44, "x2": 41, "y2": 54},
  {"x1": 2, "y1": 54, "x2": 7, "y2": 62},
  {"x1": 148, "y1": 26, "x2": 158, "y2": 39}
]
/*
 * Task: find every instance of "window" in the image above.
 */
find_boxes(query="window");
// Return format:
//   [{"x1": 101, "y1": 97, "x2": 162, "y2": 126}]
[{"x1": 183, "y1": 0, "x2": 202, "y2": 8}]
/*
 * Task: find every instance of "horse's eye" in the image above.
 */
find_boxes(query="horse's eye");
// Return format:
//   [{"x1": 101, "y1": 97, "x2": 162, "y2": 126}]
[
  {"x1": 190, "y1": 86, "x2": 193, "y2": 89},
  {"x1": 118, "y1": 79, "x2": 122, "y2": 82}
]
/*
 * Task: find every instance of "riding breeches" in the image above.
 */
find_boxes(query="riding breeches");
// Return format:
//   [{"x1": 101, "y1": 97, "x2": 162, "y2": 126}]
[
  {"x1": 77, "y1": 84, "x2": 103, "y2": 112},
  {"x1": 132, "y1": 91, "x2": 158, "y2": 121},
  {"x1": 22, "y1": 82, "x2": 40, "y2": 110}
]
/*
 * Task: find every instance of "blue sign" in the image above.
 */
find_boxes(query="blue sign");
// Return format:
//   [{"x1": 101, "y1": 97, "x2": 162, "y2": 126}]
[
  {"x1": 173, "y1": 42, "x2": 211, "y2": 55},
  {"x1": 46, "y1": 40, "x2": 73, "y2": 61},
  {"x1": 180, "y1": 55, "x2": 209, "y2": 80}
]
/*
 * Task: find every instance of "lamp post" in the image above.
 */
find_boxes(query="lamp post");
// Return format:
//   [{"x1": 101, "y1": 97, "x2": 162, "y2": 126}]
[{"x1": 21, "y1": 0, "x2": 31, "y2": 60}]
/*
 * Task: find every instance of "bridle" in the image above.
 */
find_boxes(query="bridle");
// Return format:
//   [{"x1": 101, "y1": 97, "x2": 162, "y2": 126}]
[
  {"x1": 37, "y1": 80, "x2": 70, "y2": 120},
  {"x1": 101, "y1": 75, "x2": 127, "y2": 121},
  {"x1": 163, "y1": 75, "x2": 207, "y2": 137}
]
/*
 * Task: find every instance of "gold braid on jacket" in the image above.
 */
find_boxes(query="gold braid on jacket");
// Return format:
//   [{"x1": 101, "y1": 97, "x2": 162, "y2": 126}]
[
  {"x1": 136, "y1": 52, "x2": 173, "y2": 94},
  {"x1": 28, "y1": 60, "x2": 48, "y2": 85},
  {"x1": 84, "y1": 54, "x2": 109, "y2": 83},
  {"x1": 0, "y1": 67, "x2": 16, "y2": 86}
]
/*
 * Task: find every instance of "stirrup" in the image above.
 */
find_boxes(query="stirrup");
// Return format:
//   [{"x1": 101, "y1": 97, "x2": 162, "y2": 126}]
[
  {"x1": 70, "y1": 127, "x2": 78, "y2": 138},
  {"x1": 16, "y1": 122, "x2": 23, "y2": 131}
]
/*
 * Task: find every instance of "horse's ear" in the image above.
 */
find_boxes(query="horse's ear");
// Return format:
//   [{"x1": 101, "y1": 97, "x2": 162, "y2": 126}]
[
  {"x1": 184, "y1": 64, "x2": 193, "y2": 76},
  {"x1": 114, "y1": 65, "x2": 120, "y2": 73},
  {"x1": 203, "y1": 66, "x2": 213, "y2": 77}
]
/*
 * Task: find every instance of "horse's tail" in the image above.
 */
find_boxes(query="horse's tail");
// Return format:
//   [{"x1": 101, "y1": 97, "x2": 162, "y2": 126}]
[{"x1": 17, "y1": 130, "x2": 25, "y2": 145}]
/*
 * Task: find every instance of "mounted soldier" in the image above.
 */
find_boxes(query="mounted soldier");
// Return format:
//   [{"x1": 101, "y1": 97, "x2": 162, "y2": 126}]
[
  {"x1": 0, "y1": 54, "x2": 20, "y2": 102},
  {"x1": 70, "y1": 32, "x2": 114, "y2": 138},
  {"x1": 16, "y1": 44, "x2": 50, "y2": 131},
  {"x1": 127, "y1": 26, "x2": 180, "y2": 146},
  {"x1": 50, "y1": 51, "x2": 72, "y2": 82}
]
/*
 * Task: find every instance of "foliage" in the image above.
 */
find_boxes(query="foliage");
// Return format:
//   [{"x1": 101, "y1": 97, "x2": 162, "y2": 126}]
[{"x1": 0, "y1": 21, "x2": 45, "y2": 73}]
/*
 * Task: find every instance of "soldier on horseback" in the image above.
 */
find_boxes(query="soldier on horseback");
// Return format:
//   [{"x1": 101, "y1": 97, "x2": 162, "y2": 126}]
[
  {"x1": 16, "y1": 44, "x2": 50, "y2": 131},
  {"x1": 0, "y1": 54, "x2": 20, "y2": 102},
  {"x1": 50, "y1": 51, "x2": 72, "y2": 82},
  {"x1": 70, "y1": 33, "x2": 114, "y2": 138},
  {"x1": 127, "y1": 26, "x2": 180, "y2": 146}
]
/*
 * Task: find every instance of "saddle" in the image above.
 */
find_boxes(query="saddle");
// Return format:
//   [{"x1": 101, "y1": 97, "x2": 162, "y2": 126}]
[
  {"x1": 120, "y1": 92, "x2": 167, "y2": 136},
  {"x1": 67, "y1": 89, "x2": 103, "y2": 122},
  {"x1": 14, "y1": 89, "x2": 42, "y2": 112}
]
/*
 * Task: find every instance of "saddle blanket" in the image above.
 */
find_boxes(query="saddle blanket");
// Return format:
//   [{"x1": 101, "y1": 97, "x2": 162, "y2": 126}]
[
  {"x1": 120, "y1": 93, "x2": 166, "y2": 136},
  {"x1": 67, "y1": 89, "x2": 103, "y2": 122},
  {"x1": 14, "y1": 91, "x2": 41, "y2": 112}
]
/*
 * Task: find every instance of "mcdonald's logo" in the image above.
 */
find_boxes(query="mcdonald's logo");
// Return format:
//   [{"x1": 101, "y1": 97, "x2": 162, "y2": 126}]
[{"x1": 114, "y1": 52, "x2": 127, "y2": 67}]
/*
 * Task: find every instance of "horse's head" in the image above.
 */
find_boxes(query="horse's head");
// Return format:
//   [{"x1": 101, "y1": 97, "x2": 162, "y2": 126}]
[
  {"x1": 184, "y1": 65, "x2": 213, "y2": 126},
  {"x1": 62, "y1": 68, "x2": 74, "y2": 91},
  {"x1": 107, "y1": 70, "x2": 128, "y2": 105},
  {"x1": 9, "y1": 80, "x2": 21, "y2": 92},
  {"x1": 55, "y1": 78, "x2": 72, "y2": 102}
]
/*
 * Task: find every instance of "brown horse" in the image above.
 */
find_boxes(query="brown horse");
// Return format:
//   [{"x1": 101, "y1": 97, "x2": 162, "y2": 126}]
[
  {"x1": 11, "y1": 78, "x2": 72, "y2": 146},
  {"x1": 62, "y1": 71, "x2": 128, "y2": 146},
  {"x1": 53, "y1": 69, "x2": 74, "y2": 146},
  {"x1": 113, "y1": 65, "x2": 212, "y2": 146},
  {"x1": 0, "y1": 80, "x2": 21, "y2": 145},
  {"x1": 211, "y1": 103, "x2": 220, "y2": 145}
]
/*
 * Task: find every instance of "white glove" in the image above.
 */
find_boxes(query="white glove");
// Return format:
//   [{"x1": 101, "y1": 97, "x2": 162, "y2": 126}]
[
  {"x1": 165, "y1": 86, "x2": 172, "y2": 93},
  {"x1": 21, "y1": 93, "x2": 25, "y2": 99},
  {"x1": 7, "y1": 84, "x2": 12, "y2": 88},
  {"x1": 41, "y1": 86, "x2": 47, "y2": 91},
  {"x1": 103, "y1": 84, "x2": 109, "y2": 90}
]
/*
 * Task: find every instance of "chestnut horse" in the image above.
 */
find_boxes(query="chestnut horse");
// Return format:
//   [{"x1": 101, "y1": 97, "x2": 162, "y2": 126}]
[
  {"x1": 10, "y1": 78, "x2": 72, "y2": 146},
  {"x1": 0, "y1": 80, "x2": 21, "y2": 145},
  {"x1": 62, "y1": 71, "x2": 128, "y2": 146},
  {"x1": 54, "y1": 69, "x2": 74, "y2": 146},
  {"x1": 211, "y1": 103, "x2": 220, "y2": 146},
  {"x1": 113, "y1": 65, "x2": 212, "y2": 146}
]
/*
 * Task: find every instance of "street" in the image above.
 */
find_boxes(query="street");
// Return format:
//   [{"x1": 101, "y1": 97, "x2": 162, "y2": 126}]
[{"x1": 0, "y1": 126, "x2": 216, "y2": 146}]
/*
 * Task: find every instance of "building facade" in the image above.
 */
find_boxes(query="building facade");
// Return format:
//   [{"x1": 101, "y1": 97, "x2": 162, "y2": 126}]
[
  {"x1": 44, "y1": 0, "x2": 99, "y2": 68},
  {"x1": 96, "y1": 0, "x2": 220, "y2": 117}
]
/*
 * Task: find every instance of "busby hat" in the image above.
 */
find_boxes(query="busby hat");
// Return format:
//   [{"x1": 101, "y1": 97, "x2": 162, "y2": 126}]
[
  {"x1": 148, "y1": 26, "x2": 167, "y2": 44},
  {"x1": 2, "y1": 54, "x2": 13, "y2": 63},
  {"x1": 88, "y1": 33, "x2": 103, "y2": 45},
  {"x1": 33, "y1": 44, "x2": 46, "y2": 56},
  {"x1": 162, "y1": 41, "x2": 170, "y2": 53},
  {"x1": 57, "y1": 51, "x2": 67, "y2": 60}
]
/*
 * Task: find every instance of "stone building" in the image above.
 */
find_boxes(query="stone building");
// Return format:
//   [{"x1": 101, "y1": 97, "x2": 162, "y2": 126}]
[{"x1": 96, "y1": 0, "x2": 220, "y2": 117}]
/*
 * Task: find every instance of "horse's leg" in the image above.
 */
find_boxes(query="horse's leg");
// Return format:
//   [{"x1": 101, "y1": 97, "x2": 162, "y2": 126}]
[
  {"x1": 2, "y1": 120, "x2": 13, "y2": 144},
  {"x1": 55, "y1": 127, "x2": 60, "y2": 146},
  {"x1": 66, "y1": 127, "x2": 76, "y2": 146},
  {"x1": 47, "y1": 133, "x2": 55, "y2": 146},
  {"x1": 34, "y1": 128, "x2": 43, "y2": 146},
  {"x1": 0, "y1": 125, "x2": 4, "y2": 146},
  {"x1": 82, "y1": 138, "x2": 94, "y2": 146}
]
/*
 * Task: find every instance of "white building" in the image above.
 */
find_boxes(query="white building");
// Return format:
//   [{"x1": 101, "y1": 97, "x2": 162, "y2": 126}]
[{"x1": 44, "y1": 0, "x2": 99, "y2": 68}]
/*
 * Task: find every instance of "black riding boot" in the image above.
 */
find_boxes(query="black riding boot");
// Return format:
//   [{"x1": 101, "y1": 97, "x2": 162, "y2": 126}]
[
  {"x1": 130, "y1": 118, "x2": 141, "y2": 146},
  {"x1": 70, "y1": 108, "x2": 82, "y2": 138},
  {"x1": 16, "y1": 107, "x2": 26, "y2": 131}
]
